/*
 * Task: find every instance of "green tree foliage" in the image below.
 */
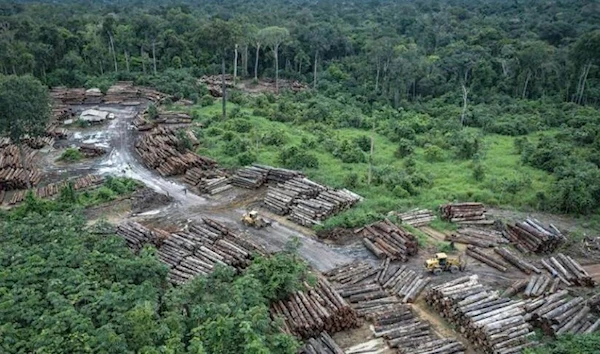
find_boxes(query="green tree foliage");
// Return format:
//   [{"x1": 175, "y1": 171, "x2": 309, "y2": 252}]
[
  {"x1": 278, "y1": 146, "x2": 319, "y2": 169},
  {"x1": 526, "y1": 333, "x2": 600, "y2": 354},
  {"x1": 0, "y1": 209, "x2": 304, "y2": 353}
]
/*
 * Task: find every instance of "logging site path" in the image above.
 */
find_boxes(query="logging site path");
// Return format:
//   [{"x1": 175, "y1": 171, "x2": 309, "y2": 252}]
[{"x1": 92, "y1": 104, "x2": 354, "y2": 272}]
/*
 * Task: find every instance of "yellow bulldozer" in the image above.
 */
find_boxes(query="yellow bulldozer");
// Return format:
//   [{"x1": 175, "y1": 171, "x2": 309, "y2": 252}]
[
  {"x1": 241, "y1": 210, "x2": 272, "y2": 229},
  {"x1": 425, "y1": 253, "x2": 466, "y2": 275}
]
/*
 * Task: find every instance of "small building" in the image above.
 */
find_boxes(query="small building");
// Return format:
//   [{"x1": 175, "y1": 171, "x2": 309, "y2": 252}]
[{"x1": 79, "y1": 109, "x2": 113, "y2": 123}]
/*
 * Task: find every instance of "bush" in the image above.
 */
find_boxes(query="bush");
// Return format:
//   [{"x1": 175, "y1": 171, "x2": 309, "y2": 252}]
[
  {"x1": 333, "y1": 140, "x2": 366, "y2": 163},
  {"x1": 223, "y1": 137, "x2": 249, "y2": 156},
  {"x1": 472, "y1": 163, "x2": 486, "y2": 181},
  {"x1": 262, "y1": 129, "x2": 288, "y2": 146},
  {"x1": 237, "y1": 152, "x2": 257, "y2": 166},
  {"x1": 278, "y1": 146, "x2": 320, "y2": 170},
  {"x1": 395, "y1": 139, "x2": 415, "y2": 158},
  {"x1": 58, "y1": 148, "x2": 83, "y2": 162},
  {"x1": 354, "y1": 135, "x2": 371, "y2": 152},
  {"x1": 200, "y1": 94, "x2": 214, "y2": 107},
  {"x1": 147, "y1": 103, "x2": 159, "y2": 119},
  {"x1": 451, "y1": 130, "x2": 482, "y2": 159},
  {"x1": 423, "y1": 144, "x2": 445, "y2": 162},
  {"x1": 344, "y1": 173, "x2": 360, "y2": 188}
]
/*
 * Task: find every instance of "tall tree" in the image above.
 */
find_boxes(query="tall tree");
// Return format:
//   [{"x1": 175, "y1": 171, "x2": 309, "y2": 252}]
[
  {"x1": 0, "y1": 75, "x2": 51, "y2": 188},
  {"x1": 259, "y1": 27, "x2": 289, "y2": 94},
  {"x1": 572, "y1": 31, "x2": 600, "y2": 105},
  {"x1": 204, "y1": 19, "x2": 241, "y2": 119}
]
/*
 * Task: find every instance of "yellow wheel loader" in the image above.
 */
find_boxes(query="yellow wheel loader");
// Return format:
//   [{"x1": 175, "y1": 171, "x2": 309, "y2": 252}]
[
  {"x1": 241, "y1": 210, "x2": 272, "y2": 229},
  {"x1": 425, "y1": 253, "x2": 466, "y2": 275}
]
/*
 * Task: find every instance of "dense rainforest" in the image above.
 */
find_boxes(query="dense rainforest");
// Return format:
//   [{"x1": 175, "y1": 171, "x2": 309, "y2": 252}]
[{"x1": 1, "y1": 0, "x2": 600, "y2": 353}]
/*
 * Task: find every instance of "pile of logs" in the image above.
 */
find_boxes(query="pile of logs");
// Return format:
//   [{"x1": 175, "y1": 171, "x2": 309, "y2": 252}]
[
  {"x1": 466, "y1": 246, "x2": 509, "y2": 272},
  {"x1": 382, "y1": 265, "x2": 431, "y2": 303},
  {"x1": 199, "y1": 75, "x2": 234, "y2": 97},
  {"x1": 504, "y1": 219, "x2": 566, "y2": 254},
  {"x1": 6, "y1": 174, "x2": 104, "y2": 205},
  {"x1": 540, "y1": 253, "x2": 596, "y2": 287},
  {"x1": 345, "y1": 339, "x2": 385, "y2": 354},
  {"x1": 184, "y1": 168, "x2": 231, "y2": 195},
  {"x1": 117, "y1": 218, "x2": 261, "y2": 284},
  {"x1": 525, "y1": 290, "x2": 600, "y2": 336},
  {"x1": 79, "y1": 144, "x2": 106, "y2": 158},
  {"x1": 300, "y1": 332, "x2": 345, "y2": 354},
  {"x1": 51, "y1": 83, "x2": 166, "y2": 105},
  {"x1": 289, "y1": 189, "x2": 362, "y2": 226},
  {"x1": 494, "y1": 247, "x2": 541, "y2": 275},
  {"x1": 230, "y1": 165, "x2": 268, "y2": 189},
  {"x1": 264, "y1": 177, "x2": 327, "y2": 215},
  {"x1": 440, "y1": 203, "x2": 493, "y2": 225},
  {"x1": 521, "y1": 275, "x2": 558, "y2": 298},
  {"x1": 356, "y1": 219, "x2": 419, "y2": 261},
  {"x1": 372, "y1": 303, "x2": 465, "y2": 354},
  {"x1": 270, "y1": 278, "x2": 360, "y2": 339},
  {"x1": 153, "y1": 112, "x2": 192, "y2": 125},
  {"x1": 135, "y1": 127, "x2": 217, "y2": 176},
  {"x1": 393, "y1": 208, "x2": 436, "y2": 227},
  {"x1": 0, "y1": 144, "x2": 41, "y2": 190},
  {"x1": 325, "y1": 261, "x2": 381, "y2": 287},
  {"x1": 447, "y1": 227, "x2": 508, "y2": 248},
  {"x1": 425, "y1": 275, "x2": 537, "y2": 353}
]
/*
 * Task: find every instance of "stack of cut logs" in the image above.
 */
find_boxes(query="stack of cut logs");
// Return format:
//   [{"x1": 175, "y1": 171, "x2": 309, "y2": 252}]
[
  {"x1": 230, "y1": 165, "x2": 268, "y2": 189},
  {"x1": 135, "y1": 127, "x2": 217, "y2": 176},
  {"x1": 264, "y1": 177, "x2": 327, "y2": 215},
  {"x1": 466, "y1": 246, "x2": 509, "y2": 272},
  {"x1": 6, "y1": 174, "x2": 104, "y2": 205},
  {"x1": 525, "y1": 290, "x2": 600, "y2": 336},
  {"x1": 539, "y1": 253, "x2": 596, "y2": 287},
  {"x1": 494, "y1": 247, "x2": 542, "y2": 275},
  {"x1": 184, "y1": 168, "x2": 231, "y2": 195},
  {"x1": 51, "y1": 83, "x2": 166, "y2": 105},
  {"x1": 372, "y1": 303, "x2": 465, "y2": 354},
  {"x1": 299, "y1": 332, "x2": 345, "y2": 354},
  {"x1": 425, "y1": 275, "x2": 537, "y2": 353},
  {"x1": 590, "y1": 294, "x2": 600, "y2": 314},
  {"x1": 0, "y1": 144, "x2": 42, "y2": 191},
  {"x1": 447, "y1": 227, "x2": 508, "y2": 248},
  {"x1": 153, "y1": 112, "x2": 192, "y2": 125},
  {"x1": 393, "y1": 208, "x2": 436, "y2": 227},
  {"x1": 117, "y1": 218, "x2": 261, "y2": 284},
  {"x1": 270, "y1": 278, "x2": 360, "y2": 339},
  {"x1": 382, "y1": 264, "x2": 431, "y2": 303},
  {"x1": 356, "y1": 220, "x2": 418, "y2": 261},
  {"x1": 440, "y1": 202, "x2": 493, "y2": 226},
  {"x1": 289, "y1": 189, "x2": 362, "y2": 226},
  {"x1": 521, "y1": 275, "x2": 558, "y2": 298},
  {"x1": 199, "y1": 75, "x2": 234, "y2": 97},
  {"x1": 79, "y1": 144, "x2": 106, "y2": 158},
  {"x1": 504, "y1": 219, "x2": 566, "y2": 254}
]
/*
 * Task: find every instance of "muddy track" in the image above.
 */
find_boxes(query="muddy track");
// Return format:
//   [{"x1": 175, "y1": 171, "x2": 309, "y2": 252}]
[{"x1": 84, "y1": 105, "x2": 354, "y2": 272}]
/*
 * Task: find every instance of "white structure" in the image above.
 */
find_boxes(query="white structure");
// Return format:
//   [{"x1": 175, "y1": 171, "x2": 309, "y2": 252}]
[{"x1": 79, "y1": 109, "x2": 112, "y2": 123}]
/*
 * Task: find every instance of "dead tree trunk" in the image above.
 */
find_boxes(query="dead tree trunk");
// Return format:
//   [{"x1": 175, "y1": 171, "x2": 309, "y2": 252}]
[
  {"x1": 233, "y1": 44, "x2": 238, "y2": 84},
  {"x1": 152, "y1": 41, "x2": 157, "y2": 75},
  {"x1": 313, "y1": 50, "x2": 318, "y2": 89},
  {"x1": 107, "y1": 31, "x2": 118, "y2": 73},
  {"x1": 254, "y1": 43, "x2": 261, "y2": 81},
  {"x1": 461, "y1": 83, "x2": 469, "y2": 127},
  {"x1": 222, "y1": 55, "x2": 227, "y2": 119}
]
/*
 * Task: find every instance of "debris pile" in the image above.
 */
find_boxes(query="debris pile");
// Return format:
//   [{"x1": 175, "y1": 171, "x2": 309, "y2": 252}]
[
  {"x1": 199, "y1": 75, "x2": 234, "y2": 97},
  {"x1": 135, "y1": 127, "x2": 217, "y2": 176},
  {"x1": 6, "y1": 174, "x2": 104, "y2": 205},
  {"x1": 525, "y1": 290, "x2": 600, "y2": 336},
  {"x1": 504, "y1": 219, "x2": 566, "y2": 254},
  {"x1": 540, "y1": 253, "x2": 596, "y2": 287},
  {"x1": 440, "y1": 202, "x2": 492, "y2": 226},
  {"x1": 116, "y1": 218, "x2": 262, "y2": 284},
  {"x1": 494, "y1": 247, "x2": 541, "y2": 275},
  {"x1": 356, "y1": 219, "x2": 419, "y2": 261},
  {"x1": 393, "y1": 208, "x2": 436, "y2": 227},
  {"x1": 425, "y1": 275, "x2": 537, "y2": 353},
  {"x1": 447, "y1": 227, "x2": 507, "y2": 248},
  {"x1": 299, "y1": 332, "x2": 345, "y2": 354},
  {"x1": 466, "y1": 246, "x2": 509, "y2": 272},
  {"x1": 79, "y1": 144, "x2": 106, "y2": 158},
  {"x1": 270, "y1": 278, "x2": 360, "y2": 339}
]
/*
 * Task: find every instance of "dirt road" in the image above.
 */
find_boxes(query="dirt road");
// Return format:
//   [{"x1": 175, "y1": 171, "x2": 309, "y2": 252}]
[{"x1": 74, "y1": 105, "x2": 355, "y2": 272}]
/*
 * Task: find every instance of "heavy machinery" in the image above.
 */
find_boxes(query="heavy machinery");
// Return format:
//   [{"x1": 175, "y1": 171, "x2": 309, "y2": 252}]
[
  {"x1": 425, "y1": 253, "x2": 466, "y2": 275},
  {"x1": 241, "y1": 210, "x2": 272, "y2": 229}
]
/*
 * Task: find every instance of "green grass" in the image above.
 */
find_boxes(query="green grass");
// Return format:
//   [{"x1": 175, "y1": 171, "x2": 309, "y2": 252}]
[
  {"x1": 58, "y1": 148, "x2": 84, "y2": 162},
  {"x1": 187, "y1": 101, "x2": 556, "y2": 230}
]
